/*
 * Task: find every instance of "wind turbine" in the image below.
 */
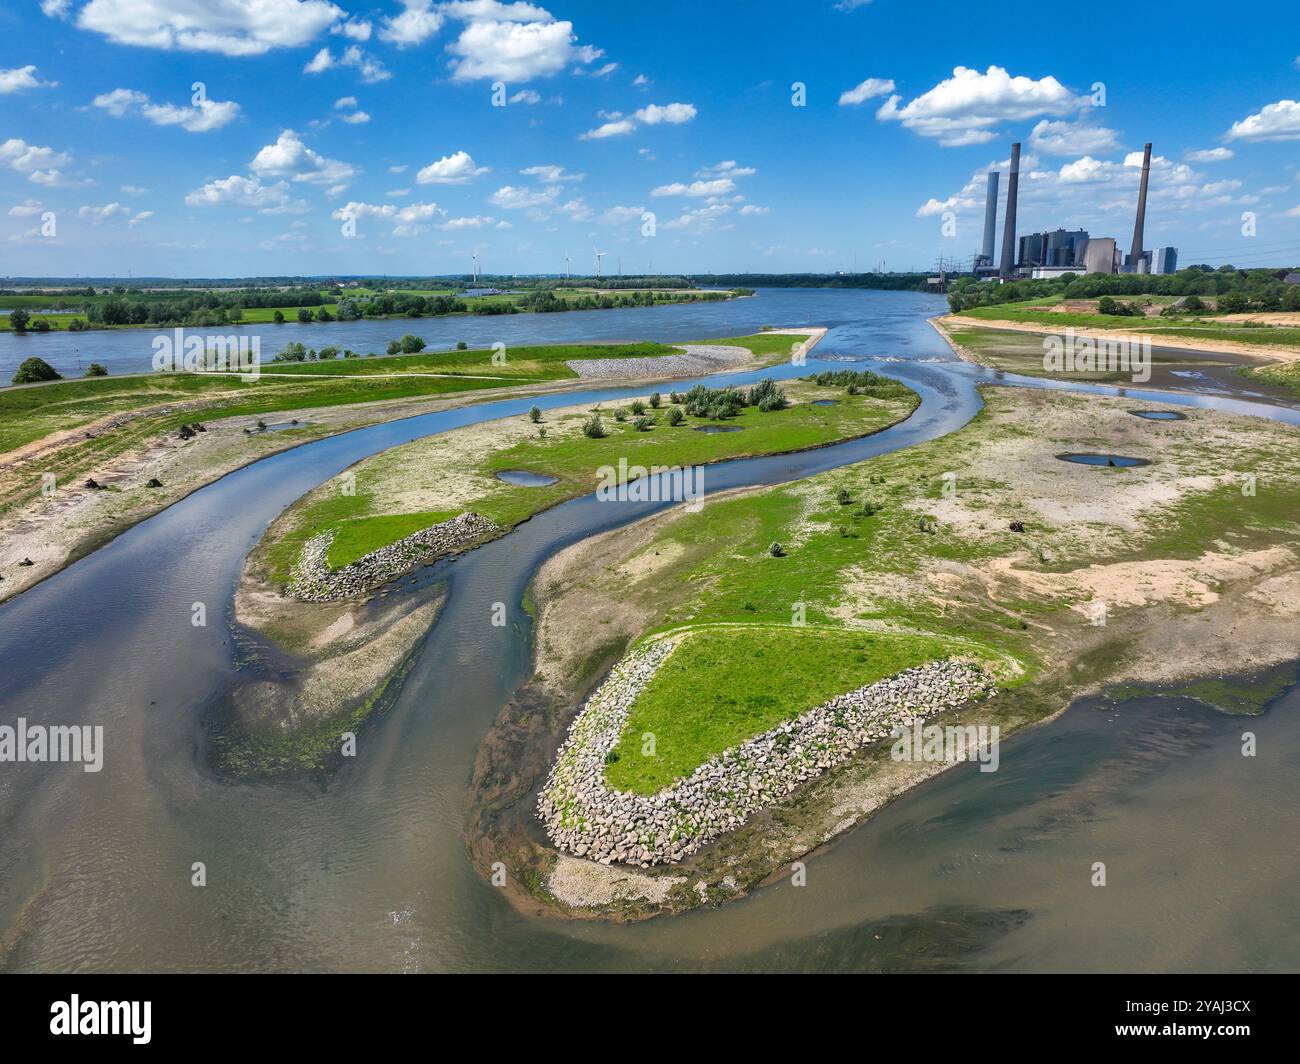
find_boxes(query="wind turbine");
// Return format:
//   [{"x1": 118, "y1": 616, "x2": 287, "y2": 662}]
[
  {"x1": 471, "y1": 252, "x2": 479, "y2": 285},
  {"x1": 564, "y1": 251, "x2": 572, "y2": 281},
  {"x1": 594, "y1": 249, "x2": 606, "y2": 281}
]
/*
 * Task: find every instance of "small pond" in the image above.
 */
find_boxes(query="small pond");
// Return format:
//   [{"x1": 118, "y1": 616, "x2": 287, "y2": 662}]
[
  {"x1": 1056, "y1": 453, "x2": 1151, "y2": 468},
  {"x1": 495, "y1": 469, "x2": 559, "y2": 486},
  {"x1": 1129, "y1": 410, "x2": 1187, "y2": 421},
  {"x1": 693, "y1": 425, "x2": 744, "y2": 434}
]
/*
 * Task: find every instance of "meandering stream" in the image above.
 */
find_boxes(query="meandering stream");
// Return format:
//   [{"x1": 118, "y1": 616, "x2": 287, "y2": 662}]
[{"x1": 2, "y1": 289, "x2": 1297, "y2": 972}]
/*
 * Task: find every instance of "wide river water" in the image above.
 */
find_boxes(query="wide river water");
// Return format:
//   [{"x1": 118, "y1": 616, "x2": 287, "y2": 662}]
[{"x1": 1, "y1": 289, "x2": 1297, "y2": 972}]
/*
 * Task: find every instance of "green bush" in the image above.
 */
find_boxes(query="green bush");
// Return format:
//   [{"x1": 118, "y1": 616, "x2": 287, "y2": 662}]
[
  {"x1": 84, "y1": 363, "x2": 108, "y2": 377},
  {"x1": 665, "y1": 406, "x2": 684, "y2": 426},
  {"x1": 583, "y1": 414, "x2": 607, "y2": 439},
  {"x1": 768, "y1": 542, "x2": 786, "y2": 558},
  {"x1": 12, "y1": 356, "x2": 62, "y2": 384},
  {"x1": 528, "y1": 405, "x2": 543, "y2": 423}
]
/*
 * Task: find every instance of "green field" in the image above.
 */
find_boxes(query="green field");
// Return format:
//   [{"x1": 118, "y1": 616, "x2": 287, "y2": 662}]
[
  {"x1": 604, "y1": 625, "x2": 970, "y2": 794},
  {"x1": 545, "y1": 384, "x2": 1300, "y2": 797},
  {"x1": 1, "y1": 336, "x2": 805, "y2": 527},
  {"x1": 259, "y1": 368, "x2": 918, "y2": 583}
]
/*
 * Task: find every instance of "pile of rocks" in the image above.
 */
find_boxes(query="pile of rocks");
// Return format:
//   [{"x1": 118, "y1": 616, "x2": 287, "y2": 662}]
[
  {"x1": 567, "y1": 344, "x2": 755, "y2": 380},
  {"x1": 537, "y1": 637, "x2": 992, "y2": 866},
  {"x1": 287, "y1": 511, "x2": 500, "y2": 601}
]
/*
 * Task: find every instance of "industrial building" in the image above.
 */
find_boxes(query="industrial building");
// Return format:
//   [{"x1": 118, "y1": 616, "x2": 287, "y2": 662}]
[{"x1": 976, "y1": 139, "x2": 1176, "y2": 278}]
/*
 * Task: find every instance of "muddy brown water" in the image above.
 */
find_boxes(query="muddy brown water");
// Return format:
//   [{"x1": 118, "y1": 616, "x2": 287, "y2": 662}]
[{"x1": 1, "y1": 289, "x2": 1298, "y2": 972}]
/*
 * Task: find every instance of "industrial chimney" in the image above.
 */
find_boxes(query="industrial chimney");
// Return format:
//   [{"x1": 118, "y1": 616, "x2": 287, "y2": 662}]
[
  {"x1": 998, "y1": 143, "x2": 1020, "y2": 278},
  {"x1": 1129, "y1": 142, "x2": 1152, "y2": 265},
  {"x1": 981, "y1": 171, "x2": 1000, "y2": 264}
]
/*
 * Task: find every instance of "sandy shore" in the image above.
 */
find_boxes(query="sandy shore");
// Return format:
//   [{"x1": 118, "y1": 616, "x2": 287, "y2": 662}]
[{"x1": 941, "y1": 313, "x2": 1300, "y2": 364}]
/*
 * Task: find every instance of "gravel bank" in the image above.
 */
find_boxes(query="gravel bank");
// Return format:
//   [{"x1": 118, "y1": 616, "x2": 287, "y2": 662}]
[
  {"x1": 287, "y1": 511, "x2": 500, "y2": 601},
  {"x1": 566, "y1": 343, "x2": 758, "y2": 380},
  {"x1": 537, "y1": 635, "x2": 992, "y2": 866}
]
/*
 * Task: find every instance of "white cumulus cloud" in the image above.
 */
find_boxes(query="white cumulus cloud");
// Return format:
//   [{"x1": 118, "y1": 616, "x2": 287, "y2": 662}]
[
  {"x1": 1028, "y1": 119, "x2": 1119, "y2": 156},
  {"x1": 93, "y1": 87, "x2": 241, "y2": 132},
  {"x1": 876, "y1": 65, "x2": 1087, "y2": 147},
  {"x1": 1185, "y1": 147, "x2": 1234, "y2": 162},
  {"x1": 416, "y1": 150, "x2": 490, "y2": 184},
  {"x1": 250, "y1": 129, "x2": 357, "y2": 186},
  {"x1": 1225, "y1": 99, "x2": 1300, "y2": 142},
  {"x1": 0, "y1": 65, "x2": 58, "y2": 94},
  {"x1": 838, "y1": 77, "x2": 894, "y2": 106},
  {"x1": 71, "y1": 0, "x2": 344, "y2": 57}
]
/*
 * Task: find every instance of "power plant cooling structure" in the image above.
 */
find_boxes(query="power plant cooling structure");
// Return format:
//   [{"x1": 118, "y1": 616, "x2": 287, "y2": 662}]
[
  {"x1": 981, "y1": 171, "x2": 1000, "y2": 263},
  {"x1": 998, "y1": 142, "x2": 1020, "y2": 278},
  {"x1": 1129, "y1": 142, "x2": 1152, "y2": 265}
]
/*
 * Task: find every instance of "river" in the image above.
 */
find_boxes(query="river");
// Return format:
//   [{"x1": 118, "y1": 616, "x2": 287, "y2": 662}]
[
  {"x1": 1, "y1": 289, "x2": 1297, "y2": 972},
  {"x1": 1, "y1": 288, "x2": 809, "y2": 379}
]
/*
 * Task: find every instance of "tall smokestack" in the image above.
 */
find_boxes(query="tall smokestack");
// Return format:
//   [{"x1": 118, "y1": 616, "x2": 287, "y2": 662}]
[
  {"x1": 981, "y1": 171, "x2": 1000, "y2": 262},
  {"x1": 1130, "y1": 142, "x2": 1152, "y2": 263},
  {"x1": 998, "y1": 143, "x2": 1020, "y2": 278}
]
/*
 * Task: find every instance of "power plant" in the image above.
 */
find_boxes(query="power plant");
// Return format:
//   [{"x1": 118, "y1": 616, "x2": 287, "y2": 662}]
[
  {"x1": 974, "y1": 171, "x2": 999, "y2": 271},
  {"x1": 998, "y1": 142, "x2": 1021, "y2": 278},
  {"x1": 972, "y1": 139, "x2": 1176, "y2": 279}
]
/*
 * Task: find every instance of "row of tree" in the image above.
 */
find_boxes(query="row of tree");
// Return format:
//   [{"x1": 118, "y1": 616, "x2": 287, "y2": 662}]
[{"x1": 947, "y1": 268, "x2": 1300, "y2": 313}]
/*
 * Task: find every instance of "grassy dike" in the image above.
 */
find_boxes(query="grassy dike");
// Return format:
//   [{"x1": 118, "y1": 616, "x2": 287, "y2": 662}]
[{"x1": 466, "y1": 386, "x2": 1300, "y2": 920}]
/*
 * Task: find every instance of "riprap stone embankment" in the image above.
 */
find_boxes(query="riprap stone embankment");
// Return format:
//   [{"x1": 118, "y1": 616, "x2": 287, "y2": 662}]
[
  {"x1": 287, "y1": 512, "x2": 500, "y2": 601},
  {"x1": 537, "y1": 636, "x2": 991, "y2": 867}
]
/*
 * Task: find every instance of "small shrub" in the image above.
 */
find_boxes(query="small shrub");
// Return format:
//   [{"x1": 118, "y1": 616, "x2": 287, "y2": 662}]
[
  {"x1": 12, "y1": 357, "x2": 61, "y2": 384},
  {"x1": 633, "y1": 415, "x2": 653, "y2": 431},
  {"x1": 528, "y1": 405, "x2": 543, "y2": 424},
  {"x1": 649, "y1": 392, "x2": 661, "y2": 408},
  {"x1": 836, "y1": 488, "x2": 852, "y2": 506},
  {"x1": 583, "y1": 414, "x2": 607, "y2": 439},
  {"x1": 768, "y1": 542, "x2": 786, "y2": 558},
  {"x1": 665, "y1": 406, "x2": 684, "y2": 426},
  {"x1": 613, "y1": 408, "x2": 627, "y2": 422},
  {"x1": 84, "y1": 363, "x2": 108, "y2": 377},
  {"x1": 630, "y1": 399, "x2": 646, "y2": 415},
  {"x1": 456, "y1": 340, "x2": 468, "y2": 350}
]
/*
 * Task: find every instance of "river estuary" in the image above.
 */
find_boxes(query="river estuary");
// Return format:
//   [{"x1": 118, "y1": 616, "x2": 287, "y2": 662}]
[{"x1": 1, "y1": 289, "x2": 1297, "y2": 972}]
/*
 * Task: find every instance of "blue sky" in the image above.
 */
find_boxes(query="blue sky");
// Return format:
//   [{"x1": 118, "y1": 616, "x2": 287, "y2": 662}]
[{"x1": 2, "y1": 0, "x2": 1299, "y2": 277}]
